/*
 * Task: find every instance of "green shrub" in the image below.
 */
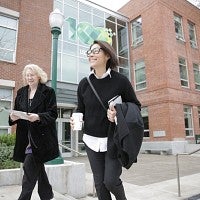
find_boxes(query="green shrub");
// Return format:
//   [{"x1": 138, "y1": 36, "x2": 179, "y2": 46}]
[
  {"x1": 0, "y1": 134, "x2": 16, "y2": 146},
  {"x1": 0, "y1": 134, "x2": 20, "y2": 169}
]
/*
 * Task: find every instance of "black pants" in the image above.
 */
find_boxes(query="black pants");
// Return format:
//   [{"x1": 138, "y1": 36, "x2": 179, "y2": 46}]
[
  {"x1": 85, "y1": 145, "x2": 127, "y2": 200},
  {"x1": 18, "y1": 154, "x2": 53, "y2": 200}
]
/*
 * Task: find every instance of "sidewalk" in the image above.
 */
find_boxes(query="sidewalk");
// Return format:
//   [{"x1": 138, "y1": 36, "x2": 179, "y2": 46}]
[{"x1": 1, "y1": 153, "x2": 200, "y2": 200}]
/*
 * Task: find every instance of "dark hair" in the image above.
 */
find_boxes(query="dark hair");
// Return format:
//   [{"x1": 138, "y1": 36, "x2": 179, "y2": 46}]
[{"x1": 91, "y1": 40, "x2": 119, "y2": 69}]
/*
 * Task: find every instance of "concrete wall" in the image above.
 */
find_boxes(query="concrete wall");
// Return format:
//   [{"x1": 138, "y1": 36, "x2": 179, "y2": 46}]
[{"x1": 0, "y1": 161, "x2": 86, "y2": 199}]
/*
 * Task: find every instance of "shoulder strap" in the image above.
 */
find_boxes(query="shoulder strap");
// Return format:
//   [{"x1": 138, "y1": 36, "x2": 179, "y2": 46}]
[{"x1": 87, "y1": 77, "x2": 107, "y2": 111}]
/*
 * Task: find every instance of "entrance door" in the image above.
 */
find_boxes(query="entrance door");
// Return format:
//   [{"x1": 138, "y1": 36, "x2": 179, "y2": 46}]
[{"x1": 57, "y1": 108, "x2": 72, "y2": 157}]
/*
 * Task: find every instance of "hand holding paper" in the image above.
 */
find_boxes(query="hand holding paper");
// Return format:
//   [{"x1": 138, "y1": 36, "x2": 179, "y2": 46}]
[
  {"x1": 108, "y1": 95, "x2": 122, "y2": 108},
  {"x1": 11, "y1": 110, "x2": 29, "y2": 120}
]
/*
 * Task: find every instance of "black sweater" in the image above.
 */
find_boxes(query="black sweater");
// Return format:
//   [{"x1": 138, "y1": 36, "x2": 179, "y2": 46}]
[{"x1": 77, "y1": 70, "x2": 141, "y2": 138}]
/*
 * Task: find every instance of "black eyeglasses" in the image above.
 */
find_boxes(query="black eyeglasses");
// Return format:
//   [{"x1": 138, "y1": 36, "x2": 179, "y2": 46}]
[{"x1": 86, "y1": 47, "x2": 102, "y2": 56}]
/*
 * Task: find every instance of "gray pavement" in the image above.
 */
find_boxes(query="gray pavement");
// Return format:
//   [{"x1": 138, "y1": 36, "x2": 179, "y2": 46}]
[{"x1": 1, "y1": 153, "x2": 200, "y2": 200}]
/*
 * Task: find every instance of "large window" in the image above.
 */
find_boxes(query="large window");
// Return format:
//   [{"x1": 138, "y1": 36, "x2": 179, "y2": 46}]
[
  {"x1": 0, "y1": 14, "x2": 18, "y2": 62},
  {"x1": 131, "y1": 17, "x2": 143, "y2": 47},
  {"x1": 179, "y1": 57, "x2": 189, "y2": 87},
  {"x1": 54, "y1": 0, "x2": 130, "y2": 84},
  {"x1": 188, "y1": 21, "x2": 197, "y2": 48},
  {"x1": 193, "y1": 63, "x2": 200, "y2": 90},
  {"x1": 184, "y1": 105, "x2": 194, "y2": 137},
  {"x1": 141, "y1": 107, "x2": 149, "y2": 137},
  {"x1": 134, "y1": 60, "x2": 146, "y2": 91},
  {"x1": 0, "y1": 88, "x2": 13, "y2": 134},
  {"x1": 117, "y1": 19, "x2": 129, "y2": 78},
  {"x1": 174, "y1": 14, "x2": 184, "y2": 41}
]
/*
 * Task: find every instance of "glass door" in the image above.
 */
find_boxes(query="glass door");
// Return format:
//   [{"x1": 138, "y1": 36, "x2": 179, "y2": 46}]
[{"x1": 57, "y1": 108, "x2": 73, "y2": 157}]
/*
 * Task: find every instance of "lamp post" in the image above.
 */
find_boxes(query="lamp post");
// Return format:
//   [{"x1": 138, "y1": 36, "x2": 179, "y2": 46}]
[
  {"x1": 49, "y1": 8, "x2": 64, "y2": 92},
  {"x1": 48, "y1": 8, "x2": 64, "y2": 164}
]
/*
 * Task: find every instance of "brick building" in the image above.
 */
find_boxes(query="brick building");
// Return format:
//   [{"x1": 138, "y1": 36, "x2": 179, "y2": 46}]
[
  {"x1": 0, "y1": 0, "x2": 200, "y2": 155},
  {"x1": 119, "y1": 0, "x2": 200, "y2": 151}
]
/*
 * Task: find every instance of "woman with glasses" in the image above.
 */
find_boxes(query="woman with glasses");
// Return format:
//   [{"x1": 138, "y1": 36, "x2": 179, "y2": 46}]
[{"x1": 70, "y1": 40, "x2": 141, "y2": 200}]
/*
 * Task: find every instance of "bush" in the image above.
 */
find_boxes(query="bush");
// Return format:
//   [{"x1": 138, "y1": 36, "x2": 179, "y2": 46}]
[
  {"x1": 0, "y1": 134, "x2": 20, "y2": 169},
  {"x1": 0, "y1": 134, "x2": 16, "y2": 146}
]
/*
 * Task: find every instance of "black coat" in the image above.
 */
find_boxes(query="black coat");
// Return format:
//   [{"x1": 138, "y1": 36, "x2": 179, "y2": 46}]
[
  {"x1": 9, "y1": 83, "x2": 59, "y2": 163},
  {"x1": 108, "y1": 102, "x2": 144, "y2": 169}
]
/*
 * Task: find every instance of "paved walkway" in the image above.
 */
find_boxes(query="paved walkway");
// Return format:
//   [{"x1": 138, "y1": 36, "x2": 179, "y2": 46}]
[{"x1": 1, "y1": 153, "x2": 200, "y2": 200}]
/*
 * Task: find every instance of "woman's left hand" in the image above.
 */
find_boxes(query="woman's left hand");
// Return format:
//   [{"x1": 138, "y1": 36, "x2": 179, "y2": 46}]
[
  {"x1": 27, "y1": 113, "x2": 40, "y2": 122},
  {"x1": 107, "y1": 105, "x2": 116, "y2": 122}
]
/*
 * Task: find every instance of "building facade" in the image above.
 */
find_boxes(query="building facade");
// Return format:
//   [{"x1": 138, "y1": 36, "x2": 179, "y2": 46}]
[
  {"x1": 119, "y1": 0, "x2": 200, "y2": 149},
  {"x1": 0, "y1": 0, "x2": 200, "y2": 156}
]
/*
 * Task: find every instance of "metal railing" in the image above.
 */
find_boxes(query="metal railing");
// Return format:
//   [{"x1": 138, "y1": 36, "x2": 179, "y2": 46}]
[
  {"x1": 176, "y1": 147, "x2": 200, "y2": 197},
  {"x1": 58, "y1": 142, "x2": 85, "y2": 156}
]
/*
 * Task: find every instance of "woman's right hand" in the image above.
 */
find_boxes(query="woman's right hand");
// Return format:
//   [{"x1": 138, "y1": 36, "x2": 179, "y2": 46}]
[{"x1": 10, "y1": 113, "x2": 20, "y2": 122}]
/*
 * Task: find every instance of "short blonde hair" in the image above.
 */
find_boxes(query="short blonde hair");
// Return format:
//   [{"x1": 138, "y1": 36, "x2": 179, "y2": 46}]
[{"x1": 22, "y1": 64, "x2": 48, "y2": 85}]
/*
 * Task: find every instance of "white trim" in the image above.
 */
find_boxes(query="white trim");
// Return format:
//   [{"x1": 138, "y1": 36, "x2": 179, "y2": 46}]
[
  {"x1": 0, "y1": 79, "x2": 15, "y2": 87},
  {"x1": 0, "y1": 6, "x2": 19, "y2": 17},
  {"x1": 57, "y1": 102, "x2": 77, "y2": 109}
]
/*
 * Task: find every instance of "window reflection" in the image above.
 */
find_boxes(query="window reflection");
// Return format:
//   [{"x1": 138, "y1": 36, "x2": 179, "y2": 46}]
[
  {"x1": 118, "y1": 26, "x2": 128, "y2": 58},
  {"x1": 62, "y1": 54, "x2": 77, "y2": 83},
  {"x1": 54, "y1": 0, "x2": 130, "y2": 83}
]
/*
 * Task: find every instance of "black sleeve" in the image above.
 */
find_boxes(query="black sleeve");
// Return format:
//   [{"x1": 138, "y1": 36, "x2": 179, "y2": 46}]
[
  {"x1": 37, "y1": 87, "x2": 58, "y2": 126},
  {"x1": 8, "y1": 88, "x2": 22, "y2": 126},
  {"x1": 76, "y1": 78, "x2": 86, "y2": 115},
  {"x1": 121, "y1": 76, "x2": 141, "y2": 109}
]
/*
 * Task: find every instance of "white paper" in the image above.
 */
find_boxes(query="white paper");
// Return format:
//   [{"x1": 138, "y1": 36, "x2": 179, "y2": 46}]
[
  {"x1": 11, "y1": 110, "x2": 29, "y2": 120},
  {"x1": 108, "y1": 95, "x2": 122, "y2": 107}
]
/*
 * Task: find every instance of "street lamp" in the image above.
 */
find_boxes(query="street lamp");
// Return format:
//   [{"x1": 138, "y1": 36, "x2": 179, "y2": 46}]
[
  {"x1": 49, "y1": 8, "x2": 64, "y2": 92},
  {"x1": 48, "y1": 8, "x2": 64, "y2": 164}
]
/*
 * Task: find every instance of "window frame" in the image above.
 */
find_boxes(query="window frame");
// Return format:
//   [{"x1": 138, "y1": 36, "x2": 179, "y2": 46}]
[
  {"x1": 131, "y1": 16, "x2": 143, "y2": 47},
  {"x1": 134, "y1": 60, "x2": 146, "y2": 91},
  {"x1": 174, "y1": 14, "x2": 184, "y2": 41},
  {"x1": 0, "y1": 10, "x2": 19, "y2": 63},
  {"x1": 179, "y1": 57, "x2": 189, "y2": 88},
  {"x1": 193, "y1": 63, "x2": 200, "y2": 91},
  {"x1": 141, "y1": 107, "x2": 149, "y2": 138},
  {"x1": 188, "y1": 21, "x2": 197, "y2": 49},
  {"x1": 0, "y1": 87, "x2": 13, "y2": 134},
  {"x1": 183, "y1": 105, "x2": 194, "y2": 137}
]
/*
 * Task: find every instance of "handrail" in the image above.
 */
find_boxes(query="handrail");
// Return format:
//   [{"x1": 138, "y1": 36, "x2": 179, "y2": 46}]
[
  {"x1": 58, "y1": 142, "x2": 85, "y2": 156},
  {"x1": 176, "y1": 147, "x2": 200, "y2": 197}
]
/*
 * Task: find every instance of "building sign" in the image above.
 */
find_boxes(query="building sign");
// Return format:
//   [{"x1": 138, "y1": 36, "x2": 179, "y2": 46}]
[
  {"x1": 153, "y1": 130, "x2": 166, "y2": 137},
  {"x1": 65, "y1": 17, "x2": 115, "y2": 45}
]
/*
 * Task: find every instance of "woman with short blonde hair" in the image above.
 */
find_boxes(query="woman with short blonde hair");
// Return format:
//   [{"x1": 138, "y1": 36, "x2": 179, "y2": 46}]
[
  {"x1": 22, "y1": 64, "x2": 48, "y2": 85},
  {"x1": 9, "y1": 63, "x2": 58, "y2": 200}
]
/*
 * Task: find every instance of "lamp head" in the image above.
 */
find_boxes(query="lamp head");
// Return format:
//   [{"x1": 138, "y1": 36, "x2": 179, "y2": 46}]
[{"x1": 49, "y1": 8, "x2": 64, "y2": 29}]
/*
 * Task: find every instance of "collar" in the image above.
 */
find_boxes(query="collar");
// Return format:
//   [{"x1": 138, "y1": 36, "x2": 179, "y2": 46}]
[{"x1": 91, "y1": 68, "x2": 111, "y2": 79}]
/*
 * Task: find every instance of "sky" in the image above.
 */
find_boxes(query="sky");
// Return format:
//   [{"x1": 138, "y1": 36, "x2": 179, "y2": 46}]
[
  {"x1": 89, "y1": 0, "x2": 130, "y2": 11},
  {"x1": 89, "y1": 0, "x2": 198, "y2": 12}
]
